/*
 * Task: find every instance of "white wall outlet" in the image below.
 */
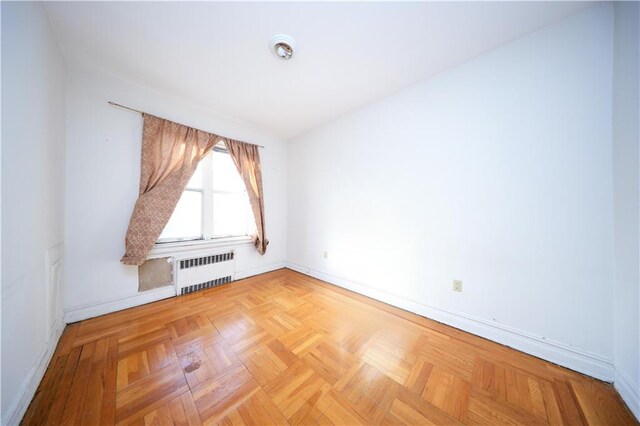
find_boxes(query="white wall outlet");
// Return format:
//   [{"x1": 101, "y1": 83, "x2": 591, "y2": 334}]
[
  {"x1": 453, "y1": 280, "x2": 463, "y2": 292},
  {"x1": 323, "y1": 250, "x2": 329, "y2": 259}
]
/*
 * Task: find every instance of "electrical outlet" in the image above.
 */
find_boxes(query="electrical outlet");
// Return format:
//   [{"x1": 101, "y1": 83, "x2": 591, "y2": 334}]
[
  {"x1": 453, "y1": 280, "x2": 463, "y2": 292},
  {"x1": 323, "y1": 250, "x2": 329, "y2": 259}
]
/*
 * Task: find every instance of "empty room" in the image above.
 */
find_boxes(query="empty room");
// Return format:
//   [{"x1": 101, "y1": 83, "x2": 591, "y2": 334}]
[{"x1": 1, "y1": 1, "x2": 639, "y2": 425}]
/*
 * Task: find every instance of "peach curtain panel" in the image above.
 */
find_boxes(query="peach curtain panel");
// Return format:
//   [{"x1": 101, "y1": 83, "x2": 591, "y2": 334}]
[
  {"x1": 121, "y1": 114, "x2": 218, "y2": 265},
  {"x1": 225, "y1": 140, "x2": 269, "y2": 255}
]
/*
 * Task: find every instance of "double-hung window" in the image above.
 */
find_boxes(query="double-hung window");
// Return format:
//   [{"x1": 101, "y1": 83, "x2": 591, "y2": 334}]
[{"x1": 158, "y1": 142, "x2": 255, "y2": 243}]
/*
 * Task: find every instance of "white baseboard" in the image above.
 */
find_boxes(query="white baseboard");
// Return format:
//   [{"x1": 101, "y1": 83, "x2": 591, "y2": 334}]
[
  {"x1": 2, "y1": 321, "x2": 65, "y2": 426},
  {"x1": 235, "y1": 261, "x2": 286, "y2": 280},
  {"x1": 285, "y1": 262, "x2": 615, "y2": 382},
  {"x1": 63, "y1": 262, "x2": 286, "y2": 323},
  {"x1": 64, "y1": 285, "x2": 176, "y2": 323},
  {"x1": 614, "y1": 368, "x2": 640, "y2": 421}
]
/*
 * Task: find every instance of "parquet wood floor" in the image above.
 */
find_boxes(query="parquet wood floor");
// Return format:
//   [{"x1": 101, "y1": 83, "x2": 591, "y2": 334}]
[{"x1": 22, "y1": 269, "x2": 637, "y2": 425}]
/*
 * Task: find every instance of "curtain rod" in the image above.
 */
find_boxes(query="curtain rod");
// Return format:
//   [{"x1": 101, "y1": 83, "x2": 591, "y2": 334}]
[{"x1": 107, "y1": 101, "x2": 265, "y2": 149}]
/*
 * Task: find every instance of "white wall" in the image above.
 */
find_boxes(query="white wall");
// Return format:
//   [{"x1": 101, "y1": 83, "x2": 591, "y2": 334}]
[
  {"x1": 64, "y1": 65, "x2": 288, "y2": 318},
  {"x1": 1, "y1": 2, "x2": 67, "y2": 423},
  {"x1": 288, "y1": 4, "x2": 615, "y2": 378},
  {"x1": 0, "y1": 2, "x2": 3, "y2": 416},
  {"x1": 612, "y1": 1, "x2": 640, "y2": 418}
]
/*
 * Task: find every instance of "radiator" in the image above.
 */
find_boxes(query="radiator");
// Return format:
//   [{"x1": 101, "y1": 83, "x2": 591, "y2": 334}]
[{"x1": 175, "y1": 251, "x2": 236, "y2": 295}]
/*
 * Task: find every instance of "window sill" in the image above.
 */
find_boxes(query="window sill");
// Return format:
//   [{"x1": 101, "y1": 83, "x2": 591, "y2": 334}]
[{"x1": 148, "y1": 236, "x2": 253, "y2": 259}]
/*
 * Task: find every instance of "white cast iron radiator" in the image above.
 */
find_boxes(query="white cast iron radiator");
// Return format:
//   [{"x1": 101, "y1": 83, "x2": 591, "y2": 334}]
[{"x1": 175, "y1": 251, "x2": 235, "y2": 295}]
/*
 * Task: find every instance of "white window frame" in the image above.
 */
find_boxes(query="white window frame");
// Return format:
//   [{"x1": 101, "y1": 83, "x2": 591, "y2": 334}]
[{"x1": 155, "y1": 145, "x2": 254, "y2": 247}]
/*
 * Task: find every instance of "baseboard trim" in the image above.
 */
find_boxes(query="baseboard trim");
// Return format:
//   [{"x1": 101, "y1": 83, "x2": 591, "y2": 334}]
[
  {"x1": 63, "y1": 262, "x2": 286, "y2": 323},
  {"x1": 2, "y1": 321, "x2": 65, "y2": 426},
  {"x1": 64, "y1": 285, "x2": 176, "y2": 323},
  {"x1": 285, "y1": 262, "x2": 615, "y2": 382},
  {"x1": 235, "y1": 261, "x2": 286, "y2": 280},
  {"x1": 614, "y1": 368, "x2": 640, "y2": 420}
]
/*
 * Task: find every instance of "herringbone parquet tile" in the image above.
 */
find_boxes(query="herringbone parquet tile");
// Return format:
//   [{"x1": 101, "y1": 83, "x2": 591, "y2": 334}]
[{"x1": 21, "y1": 269, "x2": 637, "y2": 425}]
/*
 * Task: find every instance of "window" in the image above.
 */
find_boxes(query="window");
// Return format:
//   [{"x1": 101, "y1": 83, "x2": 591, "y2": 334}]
[{"x1": 158, "y1": 143, "x2": 255, "y2": 243}]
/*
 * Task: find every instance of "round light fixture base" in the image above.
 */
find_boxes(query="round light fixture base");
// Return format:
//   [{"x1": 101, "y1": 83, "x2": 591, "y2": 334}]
[{"x1": 269, "y1": 34, "x2": 296, "y2": 61}]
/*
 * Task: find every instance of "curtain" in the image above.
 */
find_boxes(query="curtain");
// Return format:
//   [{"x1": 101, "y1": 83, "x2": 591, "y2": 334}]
[
  {"x1": 225, "y1": 139, "x2": 269, "y2": 255},
  {"x1": 121, "y1": 114, "x2": 218, "y2": 265}
]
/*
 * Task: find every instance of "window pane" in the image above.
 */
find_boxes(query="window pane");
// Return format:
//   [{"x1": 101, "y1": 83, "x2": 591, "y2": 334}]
[
  {"x1": 186, "y1": 158, "x2": 204, "y2": 189},
  {"x1": 159, "y1": 190, "x2": 202, "y2": 241},
  {"x1": 212, "y1": 192, "x2": 254, "y2": 237},
  {"x1": 212, "y1": 151, "x2": 245, "y2": 192}
]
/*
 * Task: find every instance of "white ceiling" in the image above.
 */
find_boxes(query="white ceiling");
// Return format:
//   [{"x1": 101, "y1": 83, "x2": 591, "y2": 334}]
[{"x1": 45, "y1": 1, "x2": 592, "y2": 139}]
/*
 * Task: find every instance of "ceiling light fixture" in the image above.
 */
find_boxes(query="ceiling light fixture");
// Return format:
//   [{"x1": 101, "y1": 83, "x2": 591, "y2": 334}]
[{"x1": 269, "y1": 34, "x2": 296, "y2": 61}]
